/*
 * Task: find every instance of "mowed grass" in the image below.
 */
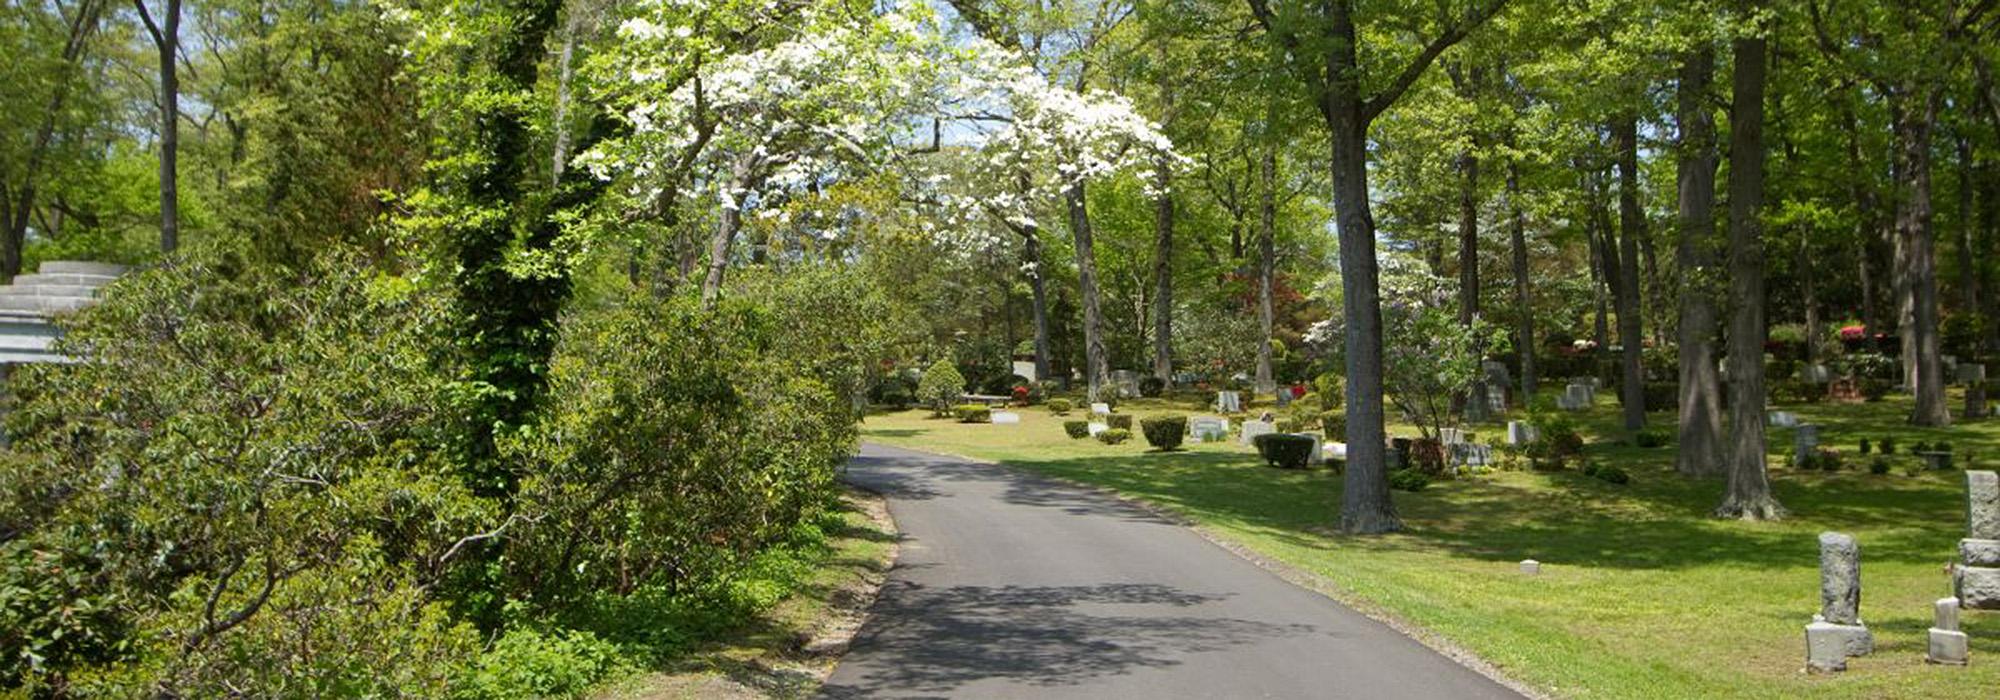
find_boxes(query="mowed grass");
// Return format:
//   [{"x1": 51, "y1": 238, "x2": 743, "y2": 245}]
[{"x1": 861, "y1": 392, "x2": 1998, "y2": 699}]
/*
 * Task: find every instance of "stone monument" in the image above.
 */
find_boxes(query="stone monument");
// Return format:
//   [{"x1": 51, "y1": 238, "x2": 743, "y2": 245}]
[
  {"x1": 1928, "y1": 597, "x2": 1969, "y2": 666},
  {"x1": 1239, "y1": 419, "x2": 1275, "y2": 447},
  {"x1": 1805, "y1": 531, "x2": 1872, "y2": 673},
  {"x1": 1959, "y1": 471, "x2": 2000, "y2": 610},
  {"x1": 1794, "y1": 424, "x2": 1821, "y2": 465},
  {"x1": 1215, "y1": 390, "x2": 1242, "y2": 413}
]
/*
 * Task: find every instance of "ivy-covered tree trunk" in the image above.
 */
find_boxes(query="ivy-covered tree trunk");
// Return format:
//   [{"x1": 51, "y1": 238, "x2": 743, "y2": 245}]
[
  {"x1": 1254, "y1": 149, "x2": 1278, "y2": 397},
  {"x1": 450, "y1": 0, "x2": 571, "y2": 499},
  {"x1": 1612, "y1": 115, "x2": 1646, "y2": 431},
  {"x1": 1068, "y1": 183, "x2": 1110, "y2": 402},
  {"x1": 1717, "y1": 17, "x2": 1784, "y2": 520},
  {"x1": 1674, "y1": 47, "x2": 1724, "y2": 477}
]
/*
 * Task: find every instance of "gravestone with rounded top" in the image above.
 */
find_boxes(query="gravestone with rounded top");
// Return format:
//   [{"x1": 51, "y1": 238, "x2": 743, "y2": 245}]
[{"x1": 1960, "y1": 471, "x2": 2000, "y2": 610}]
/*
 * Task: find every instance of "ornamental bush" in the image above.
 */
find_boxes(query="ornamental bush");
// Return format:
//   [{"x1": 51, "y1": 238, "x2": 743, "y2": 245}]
[
  {"x1": 955, "y1": 404, "x2": 993, "y2": 423},
  {"x1": 1064, "y1": 420, "x2": 1091, "y2": 439},
  {"x1": 917, "y1": 359, "x2": 966, "y2": 417},
  {"x1": 1096, "y1": 428, "x2": 1132, "y2": 445},
  {"x1": 1633, "y1": 429, "x2": 1671, "y2": 448},
  {"x1": 1048, "y1": 398, "x2": 1073, "y2": 415},
  {"x1": 1140, "y1": 415, "x2": 1187, "y2": 451},
  {"x1": 1389, "y1": 468, "x2": 1430, "y2": 492},
  {"x1": 1591, "y1": 465, "x2": 1631, "y2": 484},
  {"x1": 1252, "y1": 433, "x2": 1317, "y2": 469},
  {"x1": 1106, "y1": 413, "x2": 1134, "y2": 431}
]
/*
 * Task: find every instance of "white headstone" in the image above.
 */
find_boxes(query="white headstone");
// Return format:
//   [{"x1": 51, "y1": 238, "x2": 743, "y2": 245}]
[
  {"x1": 1087, "y1": 422, "x2": 1109, "y2": 436},
  {"x1": 1189, "y1": 416, "x2": 1229, "y2": 442},
  {"x1": 1440, "y1": 427, "x2": 1466, "y2": 446},
  {"x1": 1216, "y1": 390, "x2": 1242, "y2": 413},
  {"x1": 1565, "y1": 383, "x2": 1593, "y2": 408},
  {"x1": 1011, "y1": 360, "x2": 1039, "y2": 383},
  {"x1": 1769, "y1": 411, "x2": 1800, "y2": 428},
  {"x1": 1091, "y1": 402, "x2": 1112, "y2": 416},
  {"x1": 991, "y1": 411, "x2": 1021, "y2": 424},
  {"x1": 1802, "y1": 364, "x2": 1832, "y2": 384},
  {"x1": 1507, "y1": 421, "x2": 1540, "y2": 446},
  {"x1": 1519, "y1": 559, "x2": 1541, "y2": 575},
  {"x1": 1239, "y1": 420, "x2": 1275, "y2": 446},
  {"x1": 1297, "y1": 432, "x2": 1325, "y2": 465},
  {"x1": 1326, "y1": 442, "x2": 1348, "y2": 461}
]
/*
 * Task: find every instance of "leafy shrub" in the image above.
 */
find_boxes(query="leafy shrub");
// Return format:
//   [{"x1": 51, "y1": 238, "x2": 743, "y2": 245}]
[
  {"x1": 1320, "y1": 412, "x2": 1346, "y2": 439},
  {"x1": 1096, "y1": 428, "x2": 1132, "y2": 445},
  {"x1": 1913, "y1": 441, "x2": 1931, "y2": 453},
  {"x1": 871, "y1": 375, "x2": 915, "y2": 409},
  {"x1": 1140, "y1": 415, "x2": 1188, "y2": 451},
  {"x1": 955, "y1": 404, "x2": 993, "y2": 423},
  {"x1": 1879, "y1": 436, "x2": 1899, "y2": 454},
  {"x1": 1633, "y1": 429, "x2": 1671, "y2": 448},
  {"x1": 1936, "y1": 441, "x2": 1954, "y2": 454},
  {"x1": 917, "y1": 359, "x2": 966, "y2": 417},
  {"x1": 452, "y1": 627, "x2": 622, "y2": 700},
  {"x1": 1591, "y1": 465, "x2": 1631, "y2": 484},
  {"x1": 1011, "y1": 385, "x2": 1031, "y2": 405},
  {"x1": 1641, "y1": 382, "x2": 1678, "y2": 412},
  {"x1": 1859, "y1": 377, "x2": 1892, "y2": 401},
  {"x1": 1106, "y1": 413, "x2": 1134, "y2": 431},
  {"x1": 1252, "y1": 433, "x2": 1317, "y2": 469},
  {"x1": 1869, "y1": 457, "x2": 1891, "y2": 475},
  {"x1": 1048, "y1": 398, "x2": 1073, "y2": 415},
  {"x1": 1859, "y1": 438, "x2": 1872, "y2": 455},
  {"x1": 1389, "y1": 468, "x2": 1430, "y2": 492},
  {"x1": 1793, "y1": 379, "x2": 1829, "y2": 404},
  {"x1": 1140, "y1": 376, "x2": 1166, "y2": 397},
  {"x1": 1064, "y1": 420, "x2": 1091, "y2": 439},
  {"x1": 1408, "y1": 438, "x2": 1447, "y2": 474}
]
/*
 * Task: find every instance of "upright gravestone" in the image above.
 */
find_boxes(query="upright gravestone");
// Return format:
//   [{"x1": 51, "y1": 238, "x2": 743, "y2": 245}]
[
  {"x1": 1768, "y1": 411, "x2": 1800, "y2": 428},
  {"x1": 1795, "y1": 424, "x2": 1821, "y2": 465},
  {"x1": 1802, "y1": 364, "x2": 1832, "y2": 384},
  {"x1": 1563, "y1": 383, "x2": 1593, "y2": 411},
  {"x1": 1959, "y1": 471, "x2": 2000, "y2": 610},
  {"x1": 1806, "y1": 531, "x2": 1873, "y2": 673},
  {"x1": 1958, "y1": 363, "x2": 1988, "y2": 386},
  {"x1": 1928, "y1": 597, "x2": 1969, "y2": 666},
  {"x1": 1091, "y1": 402, "x2": 1112, "y2": 416},
  {"x1": 1439, "y1": 427, "x2": 1465, "y2": 446},
  {"x1": 1216, "y1": 390, "x2": 1242, "y2": 413},
  {"x1": 1239, "y1": 420, "x2": 1275, "y2": 447},
  {"x1": 1189, "y1": 416, "x2": 1229, "y2": 443},
  {"x1": 1969, "y1": 381, "x2": 1989, "y2": 420},
  {"x1": 1507, "y1": 421, "x2": 1539, "y2": 446},
  {"x1": 1486, "y1": 384, "x2": 1508, "y2": 415}
]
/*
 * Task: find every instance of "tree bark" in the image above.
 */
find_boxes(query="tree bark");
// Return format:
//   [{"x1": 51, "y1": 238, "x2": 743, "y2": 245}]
[
  {"x1": 1613, "y1": 115, "x2": 1647, "y2": 430},
  {"x1": 1152, "y1": 154, "x2": 1176, "y2": 384},
  {"x1": 1717, "y1": 18, "x2": 1785, "y2": 520},
  {"x1": 1254, "y1": 149, "x2": 1278, "y2": 396},
  {"x1": 1506, "y1": 157, "x2": 1536, "y2": 401},
  {"x1": 134, "y1": 0, "x2": 182, "y2": 253},
  {"x1": 1457, "y1": 141, "x2": 1484, "y2": 420},
  {"x1": 1956, "y1": 134, "x2": 1977, "y2": 313},
  {"x1": 700, "y1": 160, "x2": 754, "y2": 306},
  {"x1": 1896, "y1": 87, "x2": 1950, "y2": 426},
  {"x1": 1674, "y1": 46, "x2": 1725, "y2": 477},
  {"x1": 1069, "y1": 183, "x2": 1110, "y2": 403},
  {"x1": 1023, "y1": 226, "x2": 1053, "y2": 383}
]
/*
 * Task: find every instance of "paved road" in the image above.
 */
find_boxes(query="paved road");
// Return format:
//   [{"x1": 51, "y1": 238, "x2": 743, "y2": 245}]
[{"x1": 820, "y1": 443, "x2": 1524, "y2": 699}]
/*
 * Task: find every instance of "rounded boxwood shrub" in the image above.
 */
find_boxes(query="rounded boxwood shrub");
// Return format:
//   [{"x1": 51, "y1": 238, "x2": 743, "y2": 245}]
[
  {"x1": 917, "y1": 359, "x2": 966, "y2": 416},
  {"x1": 1140, "y1": 415, "x2": 1187, "y2": 451},
  {"x1": 1252, "y1": 433, "x2": 1317, "y2": 469},
  {"x1": 954, "y1": 404, "x2": 992, "y2": 423},
  {"x1": 1869, "y1": 457, "x2": 1891, "y2": 475},
  {"x1": 1096, "y1": 428, "x2": 1132, "y2": 445},
  {"x1": 1388, "y1": 468, "x2": 1430, "y2": 492},
  {"x1": 1106, "y1": 413, "x2": 1134, "y2": 431},
  {"x1": 1048, "y1": 398, "x2": 1073, "y2": 415},
  {"x1": 1632, "y1": 429, "x2": 1671, "y2": 448},
  {"x1": 1063, "y1": 420, "x2": 1090, "y2": 439},
  {"x1": 1592, "y1": 464, "x2": 1631, "y2": 484}
]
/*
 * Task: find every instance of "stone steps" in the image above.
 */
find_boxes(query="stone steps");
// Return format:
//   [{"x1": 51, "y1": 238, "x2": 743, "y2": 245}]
[
  {"x1": 10, "y1": 273, "x2": 119, "y2": 287},
  {"x1": 38, "y1": 261, "x2": 127, "y2": 277},
  {"x1": 0, "y1": 295, "x2": 94, "y2": 314},
  {"x1": 0, "y1": 284, "x2": 100, "y2": 299}
]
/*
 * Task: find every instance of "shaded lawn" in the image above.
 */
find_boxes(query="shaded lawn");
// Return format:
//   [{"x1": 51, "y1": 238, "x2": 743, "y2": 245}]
[{"x1": 862, "y1": 393, "x2": 1996, "y2": 699}]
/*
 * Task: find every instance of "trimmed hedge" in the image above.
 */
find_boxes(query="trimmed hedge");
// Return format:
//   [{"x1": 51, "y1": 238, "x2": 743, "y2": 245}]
[
  {"x1": 1252, "y1": 433, "x2": 1317, "y2": 469},
  {"x1": 1140, "y1": 415, "x2": 1187, "y2": 451},
  {"x1": 1106, "y1": 413, "x2": 1134, "y2": 431},
  {"x1": 1063, "y1": 420, "x2": 1090, "y2": 439},
  {"x1": 1096, "y1": 428, "x2": 1132, "y2": 445},
  {"x1": 954, "y1": 404, "x2": 992, "y2": 423},
  {"x1": 1048, "y1": 398, "x2": 1073, "y2": 415}
]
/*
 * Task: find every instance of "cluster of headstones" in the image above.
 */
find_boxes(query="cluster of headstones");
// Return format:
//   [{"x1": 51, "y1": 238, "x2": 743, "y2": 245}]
[{"x1": 1807, "y1": 471, "x2": 1998, "y2": 672}]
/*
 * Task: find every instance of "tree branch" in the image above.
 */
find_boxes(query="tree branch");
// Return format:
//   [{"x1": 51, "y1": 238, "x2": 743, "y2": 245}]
[{"x1": 1362, "y1": 0, "x2": 1510, "y2": 123}]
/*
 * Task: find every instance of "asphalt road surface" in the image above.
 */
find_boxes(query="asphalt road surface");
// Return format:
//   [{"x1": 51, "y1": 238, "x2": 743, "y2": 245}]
[{"x1": 820, "y1": 443, "x2": 1526, "y2": 699}]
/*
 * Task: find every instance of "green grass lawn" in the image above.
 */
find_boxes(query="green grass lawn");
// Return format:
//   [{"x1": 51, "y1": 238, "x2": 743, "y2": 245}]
[{"x1": 862, "y1": 392, "x2": 1997, "y2": 699}]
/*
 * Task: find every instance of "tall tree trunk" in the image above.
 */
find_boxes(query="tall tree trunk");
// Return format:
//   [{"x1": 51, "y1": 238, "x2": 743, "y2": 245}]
[
  {"x1": 700, "y1": 160, "x2": 753, "y2": 306},
  {"x1": 5, "y1": 0, "x2": 102, "y2": 278},
  {"x1": 1897, "y1": 88, "x2": 1949, "y2": 426},
  {"x1": 1023, "y1": 226, "x2": 1054, "y2": 383},
  {"x1": 1674, "y1": 46, "x2": 1725, "y2": 477},
  {"x1": 1613, "y1": 116, "x2": 1647, "y2": 430},
  {"x1": 1457, "y1": 142, "x2": 1484, "y2": 420},
  {"x1": 1320, "y1": 1, "x2": 1398, "y2": 534},
  {"x1": 1717, "y1": 18, "x2": 1784, "y2": 520},
  {"x1": 1069, "y1": 183, "x2": 1110, "y2": 402},
  {"x1": 1589, "y1": 172, "x2": 1615, "y2": 379},
  {"x1": 1254, "y1": 149, "x2": 1279, "y2": 396},
  {"x1": 1152, "y1": 154, "x2": 1176, "y2": 384},
  {"x1": 134, "y1": 0, "x2": 182, "y2": 253},
  {"x1": 1841, "y1": 104, "x2": 1882, "y2": 341},
  {"x1": 1507, "y1": 157, "x2": 1536, "y2": 400},
  {"x1": 1956, "y1": 135, "x2": 1977, "y2": 313}
]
